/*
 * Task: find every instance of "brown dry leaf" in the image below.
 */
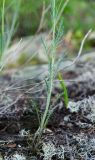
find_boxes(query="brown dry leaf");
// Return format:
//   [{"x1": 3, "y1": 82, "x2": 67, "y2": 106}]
[{"x1": 6, "y1": 143, "x2": 16, "y2": 148}]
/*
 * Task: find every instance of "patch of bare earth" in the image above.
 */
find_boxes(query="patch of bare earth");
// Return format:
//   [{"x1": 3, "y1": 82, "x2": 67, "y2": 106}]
[{"x1": 0, "y1": 54, "x2": 95, "y2": 159}]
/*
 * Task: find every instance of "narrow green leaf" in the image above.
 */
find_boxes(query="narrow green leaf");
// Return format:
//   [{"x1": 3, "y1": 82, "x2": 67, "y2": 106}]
[{"x1": 58, "y1": 72, "x2": 69, "y2": 108}]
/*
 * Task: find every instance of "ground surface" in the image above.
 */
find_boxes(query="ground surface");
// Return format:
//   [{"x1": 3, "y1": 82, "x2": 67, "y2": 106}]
[{"x1": 0, "y1": 53, "x2": 95, "y2": 160}]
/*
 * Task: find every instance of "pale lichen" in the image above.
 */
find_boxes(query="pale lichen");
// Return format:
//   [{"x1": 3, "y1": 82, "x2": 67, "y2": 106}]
[{"x1": 42, "y1": 141, "x2": 64, "y2": 160}]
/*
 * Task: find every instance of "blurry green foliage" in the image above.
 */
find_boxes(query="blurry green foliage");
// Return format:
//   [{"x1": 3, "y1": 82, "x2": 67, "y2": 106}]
[
  {"x1": 64, "y1": 0, "x2": 95, "y2": 31},
  {"x1": 0, "y1": 0, "x2": 95, "y2": 38}
]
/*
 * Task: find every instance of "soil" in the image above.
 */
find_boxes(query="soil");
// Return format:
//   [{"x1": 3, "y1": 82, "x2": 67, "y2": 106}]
[{"x1": 0, "y1": 57, "x2": 95, "y2": 160}]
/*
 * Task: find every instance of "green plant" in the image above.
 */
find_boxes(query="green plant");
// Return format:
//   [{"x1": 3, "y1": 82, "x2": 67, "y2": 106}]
[
  {"x1": 0, "y1": 0, "x2": 20, "y2": 71},
  {"x1": 33, "y1": 1, "x2": 91, "y2": 148},
  {"x1": 0, "y1": 0, "x2": 5, "y2": 59},
  {"x1": 39, "y1": 0, "x2": 56, "y2": 135},
  {"x1": 58, "y1": 72, "x2": 69, "y2": 108},
  {"x1": 34, "y1": 0, "x2": 69, "y2": 143}
]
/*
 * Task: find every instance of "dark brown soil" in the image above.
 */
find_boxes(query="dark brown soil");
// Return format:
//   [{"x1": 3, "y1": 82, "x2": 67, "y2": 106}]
[{"x1": 0, "y1": 59, "x2": 95, "y2": 159}]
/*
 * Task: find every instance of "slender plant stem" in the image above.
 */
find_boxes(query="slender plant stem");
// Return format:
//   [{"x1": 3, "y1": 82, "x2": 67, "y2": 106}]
[
  {"x1": 2, "y1": 0, "x2": 5, "y2": 37},
  {"x1": 38, "y1": 0, "x2": 56, "y2": 135},
  {"x1": 1, "y1": 0, "x2": 5, "y2": 58}
]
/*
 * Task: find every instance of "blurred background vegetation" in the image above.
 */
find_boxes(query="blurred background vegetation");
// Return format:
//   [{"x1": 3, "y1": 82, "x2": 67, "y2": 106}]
[{"x1": 0, "y1": 0, "x2": 95, "y2": 56}]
